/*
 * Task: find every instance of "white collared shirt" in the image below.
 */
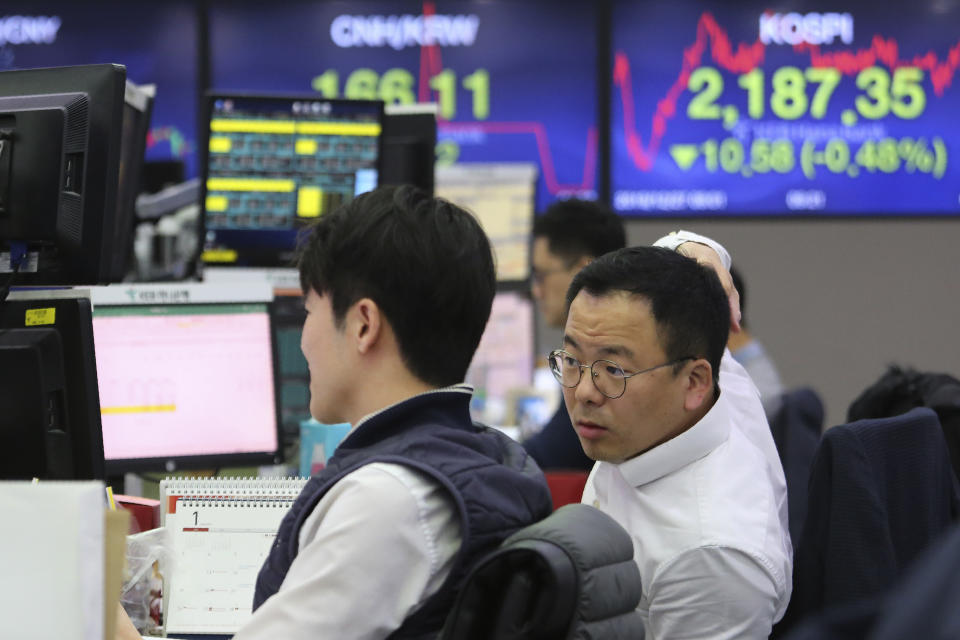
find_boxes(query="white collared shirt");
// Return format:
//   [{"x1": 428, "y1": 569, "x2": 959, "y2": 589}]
[
  {"x1": 235, "y1": 389, "x2": 466, "y2": 640},
  {"x1": 582, "y1": 351, "x2": 792, "y2": 640}
]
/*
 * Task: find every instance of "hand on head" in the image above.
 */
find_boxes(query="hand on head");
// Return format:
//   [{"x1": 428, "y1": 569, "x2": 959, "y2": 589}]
[{"x1": 676, "y1": 241, "x2": 742, "y2": 333}]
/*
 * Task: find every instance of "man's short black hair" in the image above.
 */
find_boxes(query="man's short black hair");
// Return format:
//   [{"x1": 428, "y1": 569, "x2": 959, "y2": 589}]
[
  {"x1": 298, "y1": 185, "x2": 495, "y2": 387},
  {"x1": 567, "y1": 246, "x2": 729, "y2": 383},
  {"x1": 532, "y1": 198, "x2": 626, "y2": 262}
]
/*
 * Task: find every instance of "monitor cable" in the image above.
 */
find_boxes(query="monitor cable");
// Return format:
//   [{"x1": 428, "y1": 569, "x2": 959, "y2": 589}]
[{"x1": 0, "y1": 241, "x2": 26, "y2": 304}]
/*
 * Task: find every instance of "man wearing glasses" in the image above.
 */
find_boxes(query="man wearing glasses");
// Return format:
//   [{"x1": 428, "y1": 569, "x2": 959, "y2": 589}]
[
  {"x1": 525, "y1": 198, "x2": 626, "y2": 470},
  {"x1": 551, "y1": 238, "x2": 791, "y2": 639}
]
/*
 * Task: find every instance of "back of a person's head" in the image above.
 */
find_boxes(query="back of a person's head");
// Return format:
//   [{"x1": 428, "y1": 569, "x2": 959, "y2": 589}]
[
  {"x1": 298, "y1": 185, "x2": 496, "y2": 387},
  {"x1": 848, "y1": 366, "x2": 960, "y2": 421},
  {"x1": 567, "y1": 246, "x2": 729, "y2": 381},
  {"x1": 532, "y1": 198, "x2": 626, "y2": 261}
]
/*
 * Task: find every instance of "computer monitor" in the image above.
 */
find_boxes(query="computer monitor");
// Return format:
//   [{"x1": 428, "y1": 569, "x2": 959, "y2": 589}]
[
  {"x1": 107, "y1": 80, "x2": 155, "y2": 282},
  {"x1": 0, "y1": 63, "x2": 126, "y2": 285},
  {"x1": 466, "y1": 291, "x2": 536, "y2": 425},
  {"x1": 380, "y1": 103, "x2": 437, "y2": 196},
  {"x1": 0, "y1": 291, "x2": 106, "y2": 480},
  {"x1": 89, "y1": 283, "x2": 282, "y2": 473},
  {"x1": 200, "y1": 94, "x2": 383, "y2": 268}
]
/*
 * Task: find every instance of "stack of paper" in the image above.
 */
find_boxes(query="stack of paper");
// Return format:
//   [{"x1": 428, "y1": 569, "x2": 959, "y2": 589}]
[{"x1": 0, "y1": 481, "x2": 105, "y2": 640}]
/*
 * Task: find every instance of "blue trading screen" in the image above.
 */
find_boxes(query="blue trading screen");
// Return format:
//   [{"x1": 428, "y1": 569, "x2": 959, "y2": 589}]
[
  {"x1": 201, "y1": 96, "x2": 382, "y2": 267},
  {"x1": 611, "y1": 0, "x2": 960, "y2": 215},
  {"x1": 0, "y1": 2, "x2": 199, "y2": 176},
  {"x1": 208, "y1": 0, "x2": 597, "y2": 212}
]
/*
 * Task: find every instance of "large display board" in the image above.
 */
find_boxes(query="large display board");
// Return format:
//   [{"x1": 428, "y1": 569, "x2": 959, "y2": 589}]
[
  {"x1": 612, "y1": 1, "x2": 960, "y2": 215},
  {"x1": 209, "y1": 0, "x2": 597, "y2": 211},
  {"x1": 0, "y1": 2, "x2": 199, "y2": 176}
]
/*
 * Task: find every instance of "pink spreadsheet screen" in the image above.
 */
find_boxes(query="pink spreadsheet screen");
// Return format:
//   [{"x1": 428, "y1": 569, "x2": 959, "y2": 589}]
[{"x1": 93, "y1": 304, "x2": 279, "y2": 461}]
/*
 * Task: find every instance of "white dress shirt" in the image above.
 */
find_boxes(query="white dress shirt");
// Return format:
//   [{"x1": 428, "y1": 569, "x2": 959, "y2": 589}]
[
  {"x1": 235, "y1": 461, "x2": 461, "y2": 640},
  {"x1": 582, "y1": 352, "x2": 792, "y2": 639}
]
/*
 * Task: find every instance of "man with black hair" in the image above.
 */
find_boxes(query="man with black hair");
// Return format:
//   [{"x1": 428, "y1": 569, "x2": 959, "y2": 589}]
[
  {"x1": 524, "y1": 198, "x2": 626, "y2": 470},
  {"x1": 555, "y1": 241, "x2": 791, "y2": 639},
  {"x1": 235, "y1": 185, "x2": 553, "y2": 638}
]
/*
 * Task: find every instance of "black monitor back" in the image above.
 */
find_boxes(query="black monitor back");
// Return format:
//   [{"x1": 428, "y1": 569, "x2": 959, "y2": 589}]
[
  {"x1": 0, "y1": 63, "x2": 126, "y2": 285},
  {"x1": 380, "y1": 105, "x2": 437, "y2": 196},
  {"x1": 0, "y1": 328, "x2": 72, "y2": 479},
  {"x1": 0, "y1": 294, "x2": 105, "y2": 480}
]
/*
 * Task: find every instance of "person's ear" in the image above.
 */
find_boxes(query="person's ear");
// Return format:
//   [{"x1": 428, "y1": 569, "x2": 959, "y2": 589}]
[
  {"x1": 349, "y1": 298, "x2": 382, "y2": 355},
  {"x1": 572, "y1": 255, "x2": 592, "y2": 272},
  {"x1": 683, "y1": 359, "x2": 714, "y2": 412}
]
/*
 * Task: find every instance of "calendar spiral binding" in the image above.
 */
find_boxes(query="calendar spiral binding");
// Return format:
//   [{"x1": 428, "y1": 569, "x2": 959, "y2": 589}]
[
  {"x1": 160, "y1": 476, "x2": 308, "y2": 520},
  {"x1": 176, "y1": 495, "x2": 297, "y2": 509}
]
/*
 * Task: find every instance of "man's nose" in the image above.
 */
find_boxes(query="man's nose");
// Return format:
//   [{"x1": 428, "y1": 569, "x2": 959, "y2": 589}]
[{"x1": 574, "y1": 365, "x2": 604, "y2": 405}]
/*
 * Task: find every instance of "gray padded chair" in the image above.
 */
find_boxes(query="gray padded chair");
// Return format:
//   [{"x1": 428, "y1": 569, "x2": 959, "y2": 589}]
[{"x1": 439, "y1": 503, "x2": 644, "y2": 640}]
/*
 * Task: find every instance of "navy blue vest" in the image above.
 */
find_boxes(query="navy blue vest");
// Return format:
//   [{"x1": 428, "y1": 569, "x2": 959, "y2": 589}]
[{"x1": 253, "y1": 387, "x2": 553, "y2": 638}]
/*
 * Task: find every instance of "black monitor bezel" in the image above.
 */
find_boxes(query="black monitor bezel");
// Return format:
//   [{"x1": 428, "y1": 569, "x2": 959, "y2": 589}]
[
  {"x1": 97, "y1": 297, "x2": 285, "y2": 474},
  {"x1": 109, "y1": 81, "x2": 155, "y2": 282},
  {"x1": 198, "y1": 91, "x2": 385, "y2": 269}
]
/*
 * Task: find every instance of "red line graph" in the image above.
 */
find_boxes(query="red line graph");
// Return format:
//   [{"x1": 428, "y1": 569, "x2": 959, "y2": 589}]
[
  {"x1": 614, "y1": 13, "x2": 764, "y2": 171},
  {"x1": 438, "y1": 121, "x2": 598, "y2": 194},
  {"x1": 796, "y1": 38, "x2": 960, "y2": 95},
  {"x1": 615, "y1": 11, "x2": 960, "y2": 172},
  {"x1": 417, "y1": 1, "x2": 596, "y2": 194},
  {"x1": 418, "y1": 1, "x2": 439, "y2": 104}
]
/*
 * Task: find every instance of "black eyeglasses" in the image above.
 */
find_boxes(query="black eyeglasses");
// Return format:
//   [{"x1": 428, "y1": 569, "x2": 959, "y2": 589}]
[{"x1": 547, "y1": 349, "x2": 694, "y2": 399}]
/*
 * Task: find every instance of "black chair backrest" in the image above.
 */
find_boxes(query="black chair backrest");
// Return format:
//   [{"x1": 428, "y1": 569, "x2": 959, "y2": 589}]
[
  {"x1": 440, "y1": 503, "x2": 644, "y2": 640},
  {"x1": 780, "y1": 407, "x2": 960, "y2": 635},
  {"x1": 768, "y1": 387, "x2": 824, "y2": 550}
]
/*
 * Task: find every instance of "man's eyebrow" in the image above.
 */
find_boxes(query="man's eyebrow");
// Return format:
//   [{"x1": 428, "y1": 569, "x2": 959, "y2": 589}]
[
  {"x1": 562, "y1": 336, "x2": 635, "y2": 360},
  {"x1": 598, "y1": 344, "x2": 635, "y2": 359}
]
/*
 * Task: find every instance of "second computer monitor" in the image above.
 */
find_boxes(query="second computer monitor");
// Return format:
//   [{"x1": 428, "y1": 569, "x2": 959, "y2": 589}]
[
  {"x1": 379, "y1": 103, "x2": 437, "y2": 196},
  {"x1": 0, "y1": 291, "x2": 105, "y2": 480},
  {"x1": 200, "y1": 94, "x2": 383, "y2": 268},
  {"x1": 90, "y1": 283, "x2": 282, "y2": 473}
]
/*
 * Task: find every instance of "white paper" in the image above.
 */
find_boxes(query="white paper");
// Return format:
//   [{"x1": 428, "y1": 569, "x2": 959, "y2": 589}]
[{"x1": 0, "y1": 480, "x2": 105, "y2": 640}]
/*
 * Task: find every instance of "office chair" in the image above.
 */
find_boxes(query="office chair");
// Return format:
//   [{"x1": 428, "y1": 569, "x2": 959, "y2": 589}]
[
  {"x1": 440, "y1": 503, "x2": 644, "y2": 640},
  {"x1": 777, "y1": 407, "x2": 960, "y2": 636},
  {"x1": 767, "y1": 387, "x2": 824, "y2": 550},
  {"x1": 542, "y1": 471, "x2": 591, "y2": 510},
  {"x1": 783, "y1": 527, "x2": 960, "y2": 640}
]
